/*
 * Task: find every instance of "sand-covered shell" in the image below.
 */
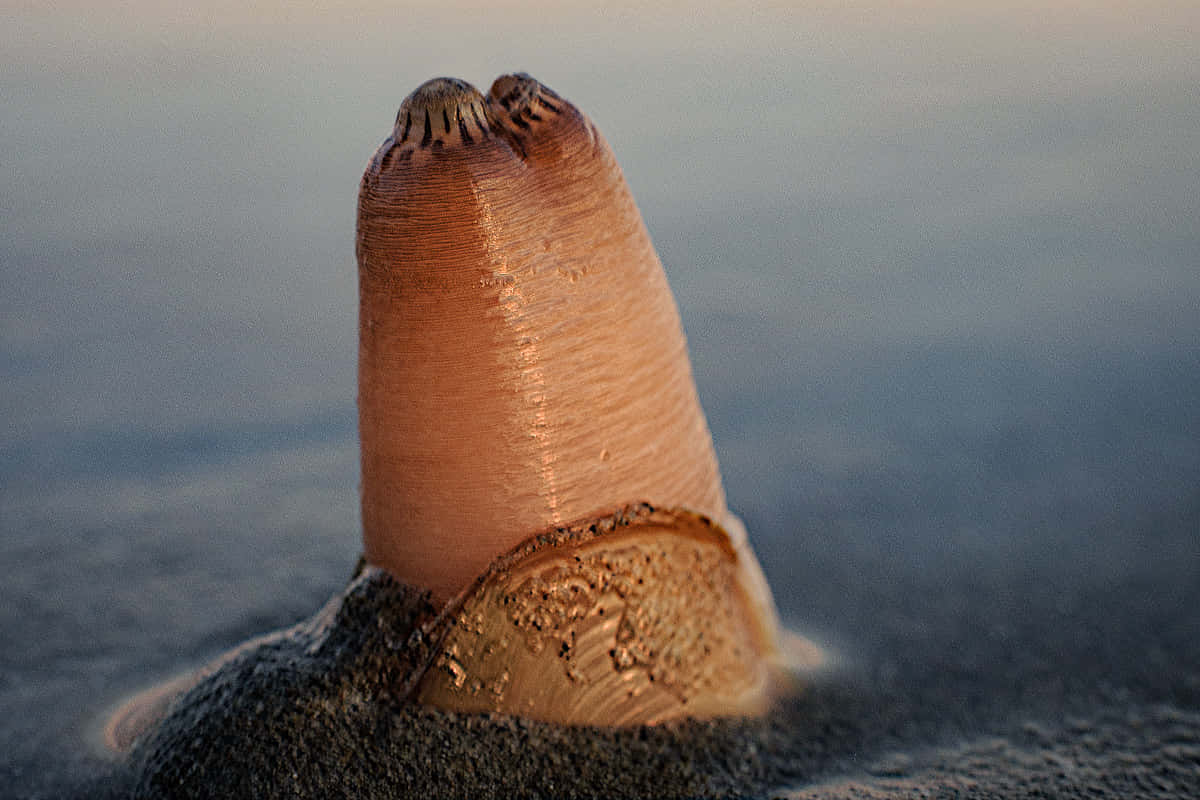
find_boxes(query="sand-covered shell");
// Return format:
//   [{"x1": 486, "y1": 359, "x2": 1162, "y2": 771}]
[{"x1": 105, "y1": 504, "x2": 791, "y2": 754}]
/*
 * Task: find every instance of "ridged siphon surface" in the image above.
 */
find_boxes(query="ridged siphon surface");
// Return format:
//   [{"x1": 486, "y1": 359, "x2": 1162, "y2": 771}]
[{"x1": 357, "y1": 74, "x2": 726, "y2": 602}]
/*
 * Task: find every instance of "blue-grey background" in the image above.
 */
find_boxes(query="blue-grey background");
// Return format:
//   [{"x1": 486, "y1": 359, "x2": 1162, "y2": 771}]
[{"x1": 2, "y1": 2, "x2": 1198, "y2": 796}]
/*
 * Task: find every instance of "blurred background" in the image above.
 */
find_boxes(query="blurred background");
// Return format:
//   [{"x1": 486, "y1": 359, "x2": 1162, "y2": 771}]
[{"x1": 2, "y1": 1, "x2": 1198, "y2": 796}]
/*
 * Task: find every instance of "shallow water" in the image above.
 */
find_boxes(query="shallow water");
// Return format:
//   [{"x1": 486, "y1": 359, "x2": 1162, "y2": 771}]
[{"x1": 3, "y1": 2, "x2": 1199, "y2": 797}]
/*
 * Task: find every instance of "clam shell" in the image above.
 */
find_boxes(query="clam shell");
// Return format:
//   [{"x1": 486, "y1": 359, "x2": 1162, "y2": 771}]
[{"x1": 414, "y1": 505, "x2": 778, "y2": 724}]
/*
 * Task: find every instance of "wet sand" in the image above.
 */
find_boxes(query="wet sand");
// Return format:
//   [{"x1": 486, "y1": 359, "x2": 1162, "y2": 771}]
[{"x1": 69, "y1": 501, "x2": 1200, "y2": 799}]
